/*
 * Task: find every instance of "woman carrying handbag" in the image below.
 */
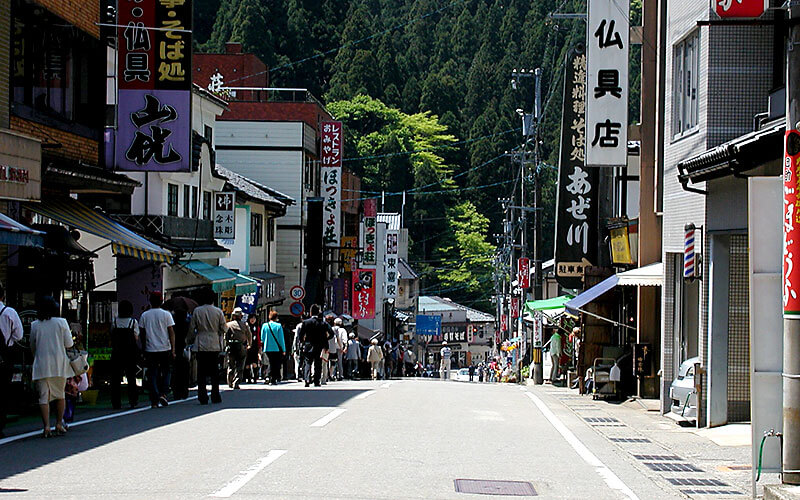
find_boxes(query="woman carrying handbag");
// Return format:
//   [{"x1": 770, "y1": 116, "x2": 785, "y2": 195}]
[{"x1": 260, "y1": 311, "x2": 285, "y2": 385}]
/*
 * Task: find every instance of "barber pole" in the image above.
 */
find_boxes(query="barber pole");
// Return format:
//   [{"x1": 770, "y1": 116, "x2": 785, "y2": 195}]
[{"x1": 684, "y1": 223, "x2": 696, "y2": 279}]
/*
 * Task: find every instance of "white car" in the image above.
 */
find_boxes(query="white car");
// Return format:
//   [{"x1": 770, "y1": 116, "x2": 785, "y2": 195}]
[
  {"x1": 455, "y1": 368, "x2": 471, "y2": 382},
  {"x1": 669, "y1": 357, "x2": 699, "y2": 420}
]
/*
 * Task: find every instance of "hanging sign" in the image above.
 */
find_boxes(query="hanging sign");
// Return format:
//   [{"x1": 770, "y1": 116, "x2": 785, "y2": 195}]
[
  {"x1": 714, "y1": 0, "x2": 768, "y2": 18},
  {"x1": 500, "y1": 314, "x2": 508, "y2": 334},
  {"x1": 510, "y1": 297, "x2": 520, "y2": 319},
  {"x1": 385, "y1": 230, "x2": 399, "y2": 298},
  {"x1": 783, "y1": 130, "x2": 800, "y2": 318},
  {"x1": 321, "y1": 121, "x2": 343, "y2": 247},
  {"x1": 362, "y1": 199, "x2": 377, "y2": 266},
  {"x1": 555, "y1": 47, "x2": 599, "y2": 289},
  {"x1": 352, "y1": 269, "x2": 376, "y2": 320},
  {"x1": 517, "y1": 257, "x2": 530, "y2": 289},
  {"x1": 116, "y1": 0, "x2": 192, "y2": 172},
  {"x1": 213, "y1": 191, "x2": 235, "y2": 239},
  {"x1": 341, "y1": 236, "x2": 358, "y2": 272},
  {"x1": 586, "y1": 0, "x2": 629, "y2": 167}
]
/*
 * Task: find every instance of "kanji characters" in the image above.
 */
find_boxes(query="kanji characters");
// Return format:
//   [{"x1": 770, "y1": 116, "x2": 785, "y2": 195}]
[
  {"x1": 594, "y1": 19, "x2": 624, "y2": 49},
  {"x1": 591, "y1": 119, "x2": 622, "y2": 148}
]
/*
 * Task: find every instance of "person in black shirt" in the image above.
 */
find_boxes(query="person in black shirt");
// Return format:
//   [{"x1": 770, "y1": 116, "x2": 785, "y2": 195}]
[{"x1": 301, "y1": 305, "x2": 333, "y2": 387}]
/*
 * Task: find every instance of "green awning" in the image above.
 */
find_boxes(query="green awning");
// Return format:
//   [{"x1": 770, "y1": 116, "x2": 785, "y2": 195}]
[
  {"x1": 182, "y1": 260, "x2": 237, "y2": 293},
  {"x1": 235, "y1": 274, "x2": 258, "y2": 295},
  {"x1": 525, "y1": 295, "x2": 574, "y2": 313}
]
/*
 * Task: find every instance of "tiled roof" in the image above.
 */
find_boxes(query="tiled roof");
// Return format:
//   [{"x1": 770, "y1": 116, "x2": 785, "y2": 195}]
[
  {"x1": 214, "y1": 165, "x2": 295, "y2": 208},
  {"x1": 377, "y1": 213, "x2": 401, "y2": 230},
  {"x1": 398, "y1": 258, "x2": 418, "y2": 280},
  {"x1": 418, "y1": 296, "x2": 494, "y2": 322}
]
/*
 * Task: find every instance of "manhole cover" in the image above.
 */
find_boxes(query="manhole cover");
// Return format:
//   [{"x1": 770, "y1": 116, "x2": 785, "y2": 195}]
[{"x1": 454, "y1": 479, "x2": 537, "y2": 496}]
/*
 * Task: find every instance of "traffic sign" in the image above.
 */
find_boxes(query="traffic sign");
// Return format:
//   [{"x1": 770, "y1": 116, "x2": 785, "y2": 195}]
[
  {"x1": 289, "y1": 285, "x2": 305, "y2": 301},
  {"x1": 289, "y1": 301, "x2": 305, "y2": 318}
]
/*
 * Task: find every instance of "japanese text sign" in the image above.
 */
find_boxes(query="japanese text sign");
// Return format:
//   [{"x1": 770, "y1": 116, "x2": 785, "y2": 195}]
[
  {"x1": 213, "y1": 191, "x2": 235, "y2": 239},
  {"x1": 385, "y1": 230, "x2": 399, "y2": 299},
  {"x1": 362, "y1": 198, "x2": 377, "y2": 266},
  {"x1": 116, "y1": 0, "x2": 192, "y2": 172},
  {"x1": 321, "y1": 121, "x2": 343, "y2": 246},
  {"x1": 555, "y1": 47, "x2": 599, "y2": 290},
  {"x1": 352, "y1": 269, "x2": 376, "y2": 320},
  {"x1": 586, "y1": 0, "x2": 629, "y2": 167},
  {"x1": 783, "y1": 130, "x2": 800, "y2": 318},
  {"x1": 517, "y1": 257, "x2": 530, "y2": 289},
  {"x1": 714, "y1": 0, "x2": 767, "y2": 18},
  {"x1": 510, "y1": 297, "x2": 520, "y2": 319},
  {"x1": 500, "y1": 314, "x2": 508, "y2": 334}
]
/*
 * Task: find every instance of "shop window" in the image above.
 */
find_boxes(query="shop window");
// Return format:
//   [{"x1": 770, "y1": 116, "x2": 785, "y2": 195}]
[
  {"x1": 673, "y1": 30, "x2": 700, "y2": 138},
  {"x1": 251, "y1": 213, "x2": 263, "y2": 247},
  {"x1": 167, "y1": 184, "x2": 178, "y2": 216},
  {"x1": 183, "y1": 185, "x2": 190, "y2": 217},
  {"x1": 202, "y1": 191, "x2": 211, "y2": 220}
]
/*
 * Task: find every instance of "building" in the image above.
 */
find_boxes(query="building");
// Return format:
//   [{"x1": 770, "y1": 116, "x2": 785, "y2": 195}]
[{"x1": 418, "y1": 296, "x2": 495, "y2": 367}]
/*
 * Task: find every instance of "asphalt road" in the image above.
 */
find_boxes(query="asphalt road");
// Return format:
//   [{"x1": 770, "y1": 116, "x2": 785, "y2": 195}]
[{"x1": 0, "y1": 379, "x2": 690, "y2": 499}]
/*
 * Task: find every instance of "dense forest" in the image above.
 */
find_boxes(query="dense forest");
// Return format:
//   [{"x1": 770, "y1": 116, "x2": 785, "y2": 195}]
[{"x1": 194, "y1": 0, "x2": 641, "y2": 312}]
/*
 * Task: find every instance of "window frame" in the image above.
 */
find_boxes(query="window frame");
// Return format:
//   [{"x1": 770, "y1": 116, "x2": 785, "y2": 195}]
[
  {"x1": 672, "y1": 30, "x2": 700, "y2": 140},
  {"x1": 167, "y1": 184, "x2": 179, "y2": 217},
  {"x1": 251, "y1": 212, "x2": 263, "y2": 247}
]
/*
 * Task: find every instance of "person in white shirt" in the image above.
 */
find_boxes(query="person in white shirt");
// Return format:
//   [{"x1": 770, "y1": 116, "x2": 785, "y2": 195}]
[
  {"x1": 328, "y1": 317, "x2": 345, "y2": 381},
  {"x1": 139, "y1": 293, "x2": 175, "y2": 408},
  {"x1": 439, "y1": 341, "x2": 452, "y2": 381},
  {"x1": 0, "y1": 282, "x2": 24, "y2": 437},
  {"x1": 334, "y1": 318, "x2": 348, "y2": 381}
]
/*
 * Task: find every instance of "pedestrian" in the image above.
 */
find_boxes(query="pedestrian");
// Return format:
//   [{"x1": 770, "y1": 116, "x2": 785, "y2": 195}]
[
  {"x1": 186, "y1": 289, "x2": 227, "y2": 404},
  {"x1": 139, "y1": 292, "x2": 176, "y2": 408},
  {"x1": 549, "y1": 330, "x2": 563, "y2": 384},
  {"x1": 110, "y1": 300, "x2": 139, "y2": 410},
  {"x1": 468, "y1": 364, "x2": 475, "y2": 382},
  {"x1": 244, "y1": 314, "x2": 262, "y2": 383},
  {"x1": 327, "y1": 316, "x2": 343, "y2": 381},
  {"x1": 439, "y1": 341, "x2": 452, "y2": 381},
  {"x1": 292, "y1": 317, "x2": 306, "y2": 380},
  {"x1": 261, "y1": 310, "x2": 286, "y2": 385},
  {"x1": 367, "y1": 338, "x2": 383, "y2": 380},
  {"x1": 29, "y1": 297, "x2": 72, "y2": 438},
  {"x1": 478, "y1": 362, "x2": 485, "y2": 382},
  {"x1": 404, "y1": 346, "x2": 416, "y2": 377},
  {"x1": 345, "y1": 332, "x2": 361, "y2": 379},
  {"x1": 301, "y1": 305, "x2": 330, "y2": 387},
  {"x1": 0, "y1": 282, "x2": 23, "y2": 438},
  {"x1": 225, "y1": 307, "x2": 250, "y2": 390},
  {"x1": 169, "y1": 302, "x2": 191, "y2": 400},
  {"x1": 320, "y1": 314, "x2": 336, "y2": 384}
]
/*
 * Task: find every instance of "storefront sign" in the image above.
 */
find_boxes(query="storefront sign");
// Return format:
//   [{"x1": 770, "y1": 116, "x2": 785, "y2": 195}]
[
  {"x1": 213, "y1": 191, "x2": 235, "y2": 238},
  {"x1": 714, "y1": 0, "x2": 767, "y2": 18},
  {"x1": 586, "y1": 0, "x2": 629, "y2": 167},
  {"x1": 517, "y1": 257, "x2": 530, "y2": 289},
  {"x1": 0, "y1": 131, "x2": 41, "y2": 201},
  {"x1": 555, "y1": 47, "x2": 599, "y2": 289},
  {"x1": 341, "y1": 236, "x2": 358, "y2": 272},
  {"x1": 116, "y1": 0, "x2": 192, "y2": 172},
  {"x1": 362, "y1": 199, "x2": 377, "y2": 266},
  {"x1": 385, "y1": 230, "x2": 399, "y2": 298},
  {"x1": 533, "y1": 316, "x2": 543, "y2": 347},
  {"x1": 500, "y1": 314, "x2": 508, "y2": 334},
  {"x1": 783, "y1": 130, "x2": 800, "y2": 318},
  {"x1": 0, "y1": 165, "x2": 29, "y2": 184},
  {"x1": 352, "y1": 269, "x2": 376, "y2": 320},
  {"x1": 236, "y1": 282, "x2": 261, "y2": 315},
  {"x1": 321, "y1": 121, "x2": 343, "y2": 247},
  {"x1": 415, "y1": 314, "x2": 442, "y2": 336},
  {"x1": 510, "y1": 297, "x2": 520, "y2": 319},
  {"x1": 610, "y1": 225, "x2": 634, "y2": 265}
]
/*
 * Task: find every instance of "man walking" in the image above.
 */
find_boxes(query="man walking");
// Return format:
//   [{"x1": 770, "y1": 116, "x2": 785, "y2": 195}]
[
  {"x1": 0, "y1": 283, "x2": 23, "y2": 437},
  {"x1": 139, "y1": 292, "x2": 175, "y2": 408},
  {"x1": 225, "y1": 307, "x2": 250, "y2": 390},
  {"x1": 468, "y1": 364, "x2": 475, "y2": 382},
  {"x1": 549, "y1": 330, "x2": 563, "y2": 384},
  {"x1": 301, "y1": 305, "x2": 330, "y2": 387},
  {"x1": 331, "y1": 318, "x2": 347, "y2": 381},
  {"x1": 439, "y1": 341, "x2": 452, "y2": 381},
  {"x1": 187, "y1": 290, "x2": 227, "y2": 404},
  {"x1": 345, "y1": 333, "x2": 361, "y2": 379}
]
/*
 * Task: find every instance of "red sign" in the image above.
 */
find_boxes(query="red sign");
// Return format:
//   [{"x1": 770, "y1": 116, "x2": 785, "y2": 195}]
[
  {"x1": 352, "y1": 269, "x2": 376, "y2": 320},
  {"x1": 510, "y1": 297, "x2": 520, "y2": 319},
  {"x1": 500, "y1": 314, "x2": 508, "y2": 334},
  {"x1": 714, "y1": 0, "x2": 767, "y2": 18},
  {"x1": 784, "y1": 130, "x2": 800, "y2": 318},
  {"x1": 517, "y1": 258, "x2": 530, "y2": 289}
]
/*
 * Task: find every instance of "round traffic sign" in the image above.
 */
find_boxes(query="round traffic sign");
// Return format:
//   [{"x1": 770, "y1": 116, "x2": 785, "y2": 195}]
[
  {"x1": 289, "y1": 301, "x2": 305, "y2": 318},
  {"x1": 289, "y1": 285, "x2": 305, "y2": 301}
]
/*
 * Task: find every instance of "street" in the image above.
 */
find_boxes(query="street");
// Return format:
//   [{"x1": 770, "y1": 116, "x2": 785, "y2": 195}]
[{"x1": 0, "y1": 379, "x2": 748, "y2": 499}]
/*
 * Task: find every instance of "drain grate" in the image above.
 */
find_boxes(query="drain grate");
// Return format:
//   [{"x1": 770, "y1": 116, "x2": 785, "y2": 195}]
[
  {"x1": 680, "y1": 489, "x2": 744, "y2": 496},
  {"x1": 666, "y1": 478, "x2": 728, "y2": 487},
  {"x1": 644, "y1": 462, "x2": 703, "y2": 472},
  {"x1": 609, "y1": 437, "x2": 651, "y2": 443},
  {"x1": 583, "y1": 417, "x2": 619, "y2": 423},
  {"x1": 454, "y1": 479, "x2": 537, "y2": 496},
  {"x1": 633, "y1": 454, "x2": 681, "y2": 461}
]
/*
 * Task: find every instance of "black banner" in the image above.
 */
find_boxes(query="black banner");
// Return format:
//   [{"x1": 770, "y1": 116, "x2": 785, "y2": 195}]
[{"x1": 554, "y1": 45, "x2": 599, "y2": 290}]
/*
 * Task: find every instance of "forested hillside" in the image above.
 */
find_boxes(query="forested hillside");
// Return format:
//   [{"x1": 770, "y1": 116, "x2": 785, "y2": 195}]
[{"x1": 194, "y1": 0, "x2": 640, "y2": 311}]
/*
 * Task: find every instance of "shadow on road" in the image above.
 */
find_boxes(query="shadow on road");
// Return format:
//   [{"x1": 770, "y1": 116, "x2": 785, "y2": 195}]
[{"x1": 0, "y1": 384, "x2": 369, "y2": 481}]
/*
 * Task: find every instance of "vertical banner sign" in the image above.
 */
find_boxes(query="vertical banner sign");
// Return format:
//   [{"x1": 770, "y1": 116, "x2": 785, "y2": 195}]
[
  {"x1": 517, "y1": 257, "x2": 530, "y2": 289},
  {"x1": 213, "y1": 191, "x2": 235, "y2": 239},
  {"x1": 320, "y1": 121, "x2": 343, "y2": 247},
  {"x1": 714, "y1": 0, "x2": 768, "y2": 18},
  {"x1": 586, "y1": 0, "x2": 629, "y2": 167},
  {"x1": 533, "y1": 316, "x2": 543, "y2": 347},
  {"x1": 555, "y1": 47, "x2": 599, "y2": 289},
  {"x1": 501, "y1": 314, "x2": 508, "y2": 335},
  {"x1": 352, "y1": 269, "x2": 376, "y2": 320},
  {"x1": 783, "y1": 130, "x2": 800, "y2": 318},
  {"x1": 117, "y1": 0, "x2": 192, "y2": 172},
  {"x1": 385, "y1": 230, "x2": 399, "y2": 298},
  {"x1": 510, "y1": 297, "x2": 520, "y2": 319},
  {"x1": 341, "y1": 236, "x2": 358, "y2": 272},
  {"x1": 362, "y1": 199, "x2": 377, "y2": 266}
]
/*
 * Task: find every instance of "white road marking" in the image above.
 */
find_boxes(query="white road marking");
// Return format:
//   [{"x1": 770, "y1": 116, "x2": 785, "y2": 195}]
[
  {"x1": 210, "y1": 449, "x2": 287, "y2": 498},
  {"x1": 309, "y1": 408, "x2": 346, "y2": 427},
  {"x1": 524, "y1": 392, "x2": 639, "y2": 500},
  {"x1": 355, "y1": 391, "x2": 376, "y2": 400},
  {"x1": 380, "y1": 382, "x2": 393, "y2": 388}
]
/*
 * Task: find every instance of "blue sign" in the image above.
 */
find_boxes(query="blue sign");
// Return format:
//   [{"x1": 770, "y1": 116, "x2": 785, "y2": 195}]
[
  {"x1": 415, "y1": 315, "x2": 442, "y2": 336},
  {"x1": 290, "y1": 301, "x2": 305, "y2": 318},
  {"x1": 236, "y1": 282, "x2": 262, "y2": 315}
]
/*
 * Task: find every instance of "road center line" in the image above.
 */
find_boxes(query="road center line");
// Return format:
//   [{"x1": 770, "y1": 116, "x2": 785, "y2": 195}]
[
  {"x1": 524, "y1": 391, "x2": 639, "y2": 500},
  {"x1": 355, "y1": 391, "x2": 376, "y2": 400},
  {"x1": 210, "y1": 449, "x2": 287, "y2": 498},
  {"x1": 309, "y1": 408, "x2": 346, "y2": 427}
]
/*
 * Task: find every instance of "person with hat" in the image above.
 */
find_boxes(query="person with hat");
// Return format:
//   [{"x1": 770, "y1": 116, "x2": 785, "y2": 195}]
[
  {"x1": 225, "y1": 307, "x2": 251, "y2": 390},
  {"x1": 366, "y1": 338, "x2": 384, "y2": 380},
  {"x1": 439, "y1": 341, "x2": 452, "y2": 381}
]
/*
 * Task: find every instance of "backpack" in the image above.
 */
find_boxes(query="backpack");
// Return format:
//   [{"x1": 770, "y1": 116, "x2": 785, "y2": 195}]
[{"x1": 111, "y1": 318, "x2": 138, "y2": 355}]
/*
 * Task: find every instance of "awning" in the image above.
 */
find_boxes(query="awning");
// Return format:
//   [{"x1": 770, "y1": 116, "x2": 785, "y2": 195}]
[
  {"x1": 525, "y1": 295, "x2": 573, "y2": 313},
  {"x1": 182, "y1": 260, "x2": 237, "y2": 293},
  {"x1": 616, "y1": 262, "x2": 663, "y2": 287},
  {"x1": 565, "y1": 275, "x2": 619, "y2": 315},
  {"x1": 0, "y1": 212, "x2": 44, "y2": 247},
  {"x1": 25, "y1": 198, "x2": 171, "y2": 262},
  {"x1": 235, "y1": 274, "x2": 258, "y2": 295}
]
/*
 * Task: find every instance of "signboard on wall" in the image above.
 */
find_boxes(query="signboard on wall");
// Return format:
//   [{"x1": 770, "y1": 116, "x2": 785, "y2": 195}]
[
  {"x1": 783, "y1": 130, "x2": 800, "y2": 318},
  {"x1": 362, "y1": 199, "x2": 377, "y2": 266},
  {"x1": 116, "y1": 0, "x2": 192, "y2": 172},
  {"x1": 517, "y1": 258, "x2": 530, "y2": 289},
  {"x1": 321, "y1": 121, "x2": 343, "y2": 247},
  {"x1": 415, "y1": 314, "x2": 442, "y2": 336},
  {"x1": 213, "y1": 191, "x2": 235, "y2": 239},
  {"x1": 352, "y1": 269, "x2": 376, "y2": 320},
  {"x1": 586, "y1": 0, "x2": 629, "y2": 167},
  {"x1": 714, "y1": 0, "x2": 767, "y2": 18},
  {"x1": 385, "y1": 230, "x2": 399, "y2": 298}
]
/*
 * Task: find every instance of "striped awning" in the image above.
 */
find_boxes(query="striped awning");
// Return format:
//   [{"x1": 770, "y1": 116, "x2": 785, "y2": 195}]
[
  {"x1": 0, "y1": 212, "x2": 44, "y2": 248},
  {"x1": 24, "y1": 199, "x2": 171, "y2": 262},
  {"x1": 235, "y1": 274, "x2": 258, "y2": 295}
]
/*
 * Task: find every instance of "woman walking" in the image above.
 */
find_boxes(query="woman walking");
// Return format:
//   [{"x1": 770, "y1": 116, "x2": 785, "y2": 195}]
[
  {"x1": 110, "y1": 300, "x2": 140, "y2": 409},
  {"x1": 244, "y1": 314, "x2": 262, "y2": 383},
  {"x1": 367, "y1": 339, "x2": 383, "y2": 380},
  {"x1": 30, "y1": 297, "x2": 73, "y2": 437},
  {"x1": 261, "y1": 311, "x2": 286, "y2": 385}
]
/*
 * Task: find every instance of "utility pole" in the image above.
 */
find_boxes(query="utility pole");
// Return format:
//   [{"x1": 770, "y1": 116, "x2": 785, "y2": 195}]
[
  {"x1": 532, "y1": 67, "x2": 544, "y2": 385},
  {"x1": 784, "y1": 2, "x2": 800, "y2": 485}
]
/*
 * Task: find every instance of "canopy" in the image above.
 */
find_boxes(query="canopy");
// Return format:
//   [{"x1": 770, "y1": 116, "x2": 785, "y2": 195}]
[
  {"x1": 182, "y1": 260, "x2": 237, "y2": 293},
  {"x1": 525, "y1": 295, "x2": 573, "y2": 313},
  {"x1": 616, "y1": 262, "x2": 663, "y2": 287},
  {"x1": 234, "y1": 273, "x2": 258, "y2": 295},
  {"x1": 565, "y1": 275, "x2": 619, "y2": 315},
  {"x1": 25, "y1": 199, "x2": 171, "y2": 262},
  {"x1": 0, "y1": 212, "x2": 43, "y2": 247}
]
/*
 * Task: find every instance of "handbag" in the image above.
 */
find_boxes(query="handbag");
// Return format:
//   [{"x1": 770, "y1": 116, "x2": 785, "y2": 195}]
[
  {"x1": 266, "y1": 323, "x2": 284, "y2": 355},
  {"x1": 67, "y1": 346, "x2": 89, "y2": 376}
]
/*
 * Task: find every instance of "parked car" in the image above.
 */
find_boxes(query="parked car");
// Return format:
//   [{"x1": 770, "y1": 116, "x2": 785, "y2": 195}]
[
  {"x1": 455, "y1": 368, "x2": 471, "y2": 382},
  {"x1": 670, "y1": 356, "x2": 700, "y2": 420}
]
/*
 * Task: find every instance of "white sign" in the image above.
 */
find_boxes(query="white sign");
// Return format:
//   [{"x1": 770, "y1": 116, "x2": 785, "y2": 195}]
[
  {"x1": 290, "y1": 285, "x2": 305, "y2": 301},
  {"x1": 213, "y1": 191, "x2": 235, "y2": 239},
  {"x1": 320, "y1": 121, "x2": 343, "y2": 247},
  {"x1": 385, "y1": 230, "x2": 400, "y2": 299},
  {"x1": 586, "y1": 0, "x2": 629, "y2": 167}
]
